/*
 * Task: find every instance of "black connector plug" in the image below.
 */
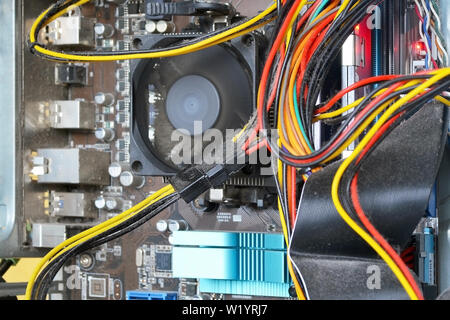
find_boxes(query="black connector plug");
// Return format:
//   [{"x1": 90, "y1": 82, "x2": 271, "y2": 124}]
[{"x1": 169, "y1": 163, "x2": 246, "y2": 203}]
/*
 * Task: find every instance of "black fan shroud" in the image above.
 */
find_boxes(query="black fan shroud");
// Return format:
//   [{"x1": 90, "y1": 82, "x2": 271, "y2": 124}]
[{"x1": 130, "y1": 34, "x2": 262, "y2": 176}]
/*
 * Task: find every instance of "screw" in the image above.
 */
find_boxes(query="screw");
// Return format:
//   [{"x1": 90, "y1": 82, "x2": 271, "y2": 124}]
[{"x1": 79, "y1": 253, "x2": 93, "y2": 269}]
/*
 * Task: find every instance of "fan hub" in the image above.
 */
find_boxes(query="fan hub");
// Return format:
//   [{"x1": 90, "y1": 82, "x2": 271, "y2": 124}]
[{"x1": 166, "y1": 75, "x2": 220, "y2": 135}]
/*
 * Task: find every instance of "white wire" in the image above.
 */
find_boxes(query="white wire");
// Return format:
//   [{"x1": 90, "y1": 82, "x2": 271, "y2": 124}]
[
  {"x1": 429, "y1": 0, "x2": 441, "y2": 30},
  {"x1": 428, "y1": 0, "x2": 448, "y2": 65},
  {"x1": 270, "y1": 157, "x2": 310, "y2": 300},
  {"x1": 415, "y1": 0, "x2": 432, "y2": 68},
  {"x1": 288, "y1": 177, "x2": 311, "y2": 300},
  {"x1": 422, "y1": 0, "x2": 434, "y2": 67}
]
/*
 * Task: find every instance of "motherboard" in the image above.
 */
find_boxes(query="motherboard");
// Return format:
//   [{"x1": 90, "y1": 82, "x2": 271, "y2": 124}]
[{"x1": 1, "y1": 0, "x2": 450, "y2": 301}]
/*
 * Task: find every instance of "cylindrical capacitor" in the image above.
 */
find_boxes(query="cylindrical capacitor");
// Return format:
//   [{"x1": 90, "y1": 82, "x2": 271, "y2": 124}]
[
  {"x1": 145, "y1": 21, "x2": 157, "y2": 33},
  {"x1": 105, "y1": 197, "x2": 123, "y2": 211},
  {"x1": 108, "y1": 162, "x2": 129, "y2": 178},
  {"x1": 106, "y1": 0, "x2": 128, "y2": 4},
  {"x1": 119, "y1": 171, "x2": 145, "y2": 189},
  {"x1": 168, "y1": 220, "x2": 188, "y2": 232},
  {"x1": 95, "y1": 127, "x2": 115, "y2": 142},
  {"x1": 94, "y1": 23, "x2": 115, "y2": 38},
  {"x1": 156, "y1": 20, "x2": 175, "y2": 33},
  {"x1": 94, "y1": 196, "x2": 106, "y2": 209},
  {"x1": 95, "y1": 92, "x2": 115, "y2": 106},
  {"x1": 156, "y1": 220, "x2": 168, "y2": 233}
]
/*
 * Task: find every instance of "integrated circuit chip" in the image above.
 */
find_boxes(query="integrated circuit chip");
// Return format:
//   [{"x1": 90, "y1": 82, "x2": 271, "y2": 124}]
[{"x1": 155, "y1": 252, "x2": 172, "y2": 272}]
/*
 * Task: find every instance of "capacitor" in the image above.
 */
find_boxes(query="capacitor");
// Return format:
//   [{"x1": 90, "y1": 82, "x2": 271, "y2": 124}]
[
  {"x1": 119, "y1": 171, "x2": 145, "y2": 189},
  {"x1": 145, "y1": 21, "x2": 157, "y2": 33},
  {"x1": 168, "y1": 219, "x2": 188, "y2": 232},
  {"x1": 105, "y1": 197, "x2": 123, "y2": 211},
  {"x1": 108, "y1": 162, "x2": 129, "y2": 178},
  {"x1": 94, "y1": 92, "x2": 115, "y2": 106},
  {"x1": 156, "y1": 20, "x2": 175, "y2": 33},
  {"x1": 95, "y1": 127, "x2": 115, "y2": 142},
  {"x1": 106, "y1": 0, "x2": 128, "y2": 4},
  {"x1": 94, "y1": 196, "x2": 106, "y2": 209},
  {"x1": 156, "y1": 220, "x2": 168, "y2": 233},
  {"x1": 94, "y1": 23, "x2": 115, "y2": 38}
]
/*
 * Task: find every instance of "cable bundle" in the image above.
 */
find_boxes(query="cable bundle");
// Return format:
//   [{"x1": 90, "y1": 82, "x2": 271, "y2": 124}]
[
  {"x1": 26, "y1": 186, "x2": 178, "y2": 300},
  {"x1": 240, "y1": 0, "x2": 450, "y2": 300},
  {"x1": 414, "y1": 0, "x2": 448, "y2": 69},
  {"x1": 28, "y1": 0, "x2": 277, "y2": 61}
]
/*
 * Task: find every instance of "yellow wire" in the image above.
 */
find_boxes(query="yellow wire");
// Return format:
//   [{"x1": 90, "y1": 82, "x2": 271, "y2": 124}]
[
  {"x1": 30, "y1": 1, "x2": 277, "y2": 62},
  {"x1": 49, "y1": 189, "x2": 175, "y2": 263},
  {"x1": 330, "y1": 68, "x2": 450, "y2": 300},
  {"x1": 333, "y1": 0, "x2": 352, "y2": 20},
  {"x1": 285, "y1": 0, "x2": 309, "y2": 48},
  {"x1": 26, "y1": 184, "x2": 174, "y2": 299},
  {"x1": 276, "y1": 141, "x2": 306, "y2": 300},
  {"x1": 314, "y1": 97, "x2": 364, "y2": 121},
  {"x1": 315, "y1": 82, "x2": 450, "y2": 121},
  {"x1": 435, "y1": 95, "x2": 450, "y2": 106},
  {"x1": 27, "y1": 187, "x2": 174, "y2": 300}
]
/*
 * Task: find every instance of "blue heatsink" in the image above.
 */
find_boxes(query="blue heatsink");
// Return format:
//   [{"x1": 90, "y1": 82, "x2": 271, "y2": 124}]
[
  {"x1": 171, "y1": 231, "x2": 291, "y2": 297},
  {"x1": 126, "y1": 291, "x2": 177, "y2": 300}
]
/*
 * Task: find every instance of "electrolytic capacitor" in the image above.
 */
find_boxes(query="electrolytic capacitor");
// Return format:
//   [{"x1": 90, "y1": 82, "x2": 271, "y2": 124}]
[
  {"x1": 119, "y1": 171, "x2": 145, "y2": 189},
  {"x1": 95, "y1": 92, "x2": 115, "y2": 106},
  {"x1": 168, "y1": 220, "x2": 188, "y2": 232},
  {"x1": 145, "y1": 21, "x2": 157, "y2": 33},
  {"x1": 156, "y1": 20, "x2": 175, "y2": 33},
  {"x1": 95, "y1": 127, "x2": 115, "y2": 142},
  {"x1": 106, "y1": 0, "x2": 128, "y2": 4},
  {"x1": 94, "y1": 23, "x2": 115, "y2": 38},
  {"x1": 156, "y1": 220, "x2": 168, "y2": 233},
  {"x1": 105, "y1": 197, "x2": 123, "y2": 211},
  {"x1": 94, "y1": 196, "x2": 106, "y2": 209},
  {"x1": 108, "y1": 162, "x2": 129, "y2": 178}
]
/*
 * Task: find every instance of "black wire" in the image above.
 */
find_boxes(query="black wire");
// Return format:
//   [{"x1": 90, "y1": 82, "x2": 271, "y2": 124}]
[
  {"x1": 300, "y1": 0, "x2": 376, "y2": 141},
  {"x1": 261, "y1": 0, "x2": 389, "y2": 163},
  {"x1": 34, "y1": 194, "x2": 179, "y2": 300},
  {"x1": 31, "y1": 193, "x2": 179, "y2": 300},
  {"x1": 271, "y1": 18, "x2": 299, "y2": 129},
  {"x1": 272, "y1": 160, "x2": 291, "y2": 237},
  {"x1": 299, "y1": 0, "x2": 374, "y2": 140}
]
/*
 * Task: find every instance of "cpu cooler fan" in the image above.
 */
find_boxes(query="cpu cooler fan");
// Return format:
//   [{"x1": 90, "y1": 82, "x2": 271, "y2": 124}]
[{"x1": 129, "y1": 34, "x2": 263, "y2": 176}]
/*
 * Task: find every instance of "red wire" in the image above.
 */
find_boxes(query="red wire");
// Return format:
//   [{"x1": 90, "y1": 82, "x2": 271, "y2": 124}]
[
  {"x1": 267, "y1": 44, "x2": 287, "y2": 109},
  {"x1": 255, "y1": 0, "x2": 303, "y2": 133},
  {"x1": 403, "y1": 256, "x2": 414, "y2": 263},
  {"x1": 288, "y1": 165, "x2": 297, "y2": 229},
  {"x1": 355, "y1": 112, "x2": 402, "y2": 163},
  {"x1": 296, "y1": 0, "x2": 322, "y2": 32},
  {"x1": 349, "y1": 111, "x2": 425, "y2": 299},
  {"x1": 350, "y1": 174, "x2": 424, "y2": 300},
  {"x1": 315, "y1": 75, "x2": 399, "y2": 115},
  {"x1": 244, "y1": 0, "x2": 303, "y2": 153},
  {"x1": 296, "y1": 13, "x2": 336, "y2": 94},
  {"x1": 401, "y1": 246, "x2": 416, "y2": 258},
  {"x1": 281, "y1": 80, "x2": 406, "y2": 165},
  {"x1": 247, "y1": 79, "x2": 407, "y2": 162}
]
